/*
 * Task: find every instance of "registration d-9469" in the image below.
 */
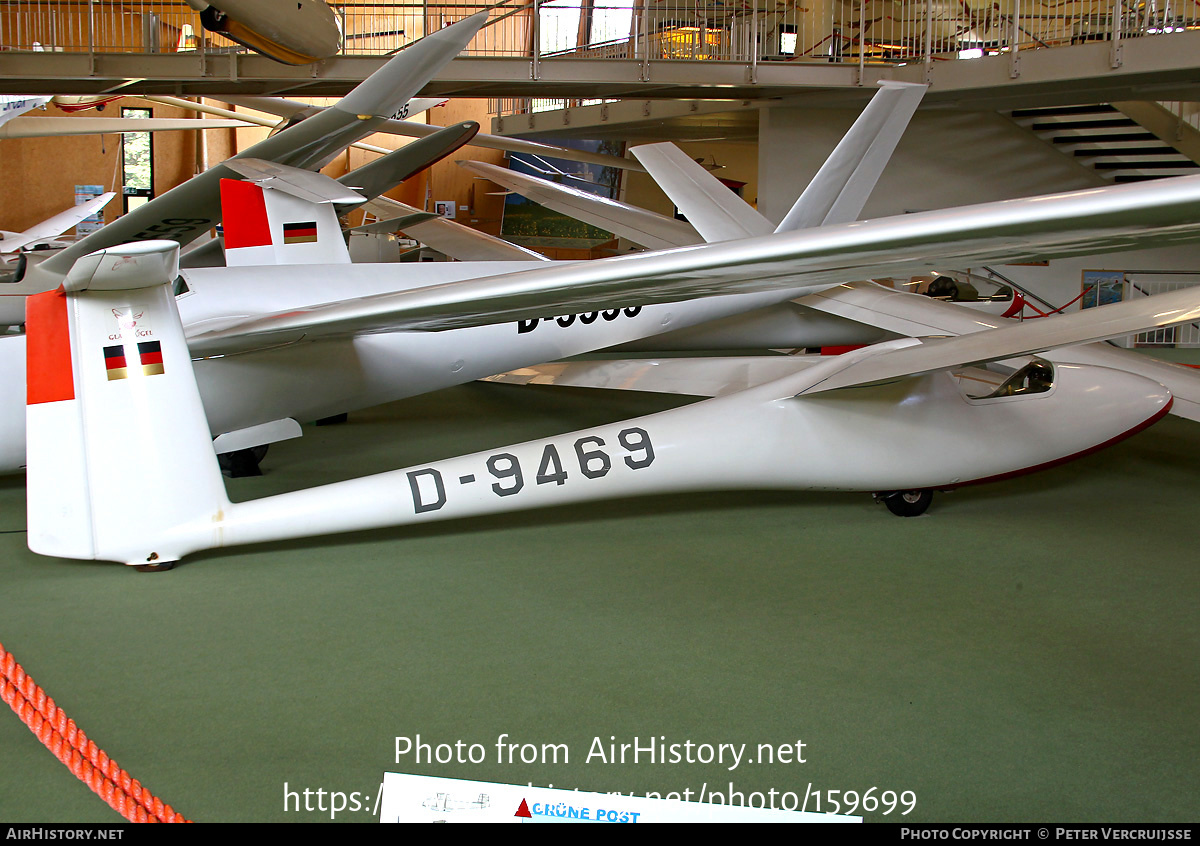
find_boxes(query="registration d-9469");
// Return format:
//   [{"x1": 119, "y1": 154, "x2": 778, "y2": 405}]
[{"x1": 405, "y1": 427, "x2": 656, "y2": 514}]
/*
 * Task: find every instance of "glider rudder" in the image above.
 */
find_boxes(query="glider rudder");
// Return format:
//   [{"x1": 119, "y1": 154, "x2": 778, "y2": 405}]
[{"x1": 26, "y1": 241, "x2": 230, "y2": 565}]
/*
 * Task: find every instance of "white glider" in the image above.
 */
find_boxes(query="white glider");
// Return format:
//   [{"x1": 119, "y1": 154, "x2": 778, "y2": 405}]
[{"x1": 23, "y1": 238, "x2": 1199, "y2": 567}]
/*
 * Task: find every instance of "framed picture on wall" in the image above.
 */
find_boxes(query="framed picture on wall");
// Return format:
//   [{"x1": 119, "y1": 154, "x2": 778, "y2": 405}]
[
  {"x1": 1081, "y1": 270, "x2": 1125, "y2": 309},
  {"x1": 434, "y1": 201, "x2": 455, "y2": 219},
  {"x1": 74, "y1": 185, "x2": 107, "y2": 235}
]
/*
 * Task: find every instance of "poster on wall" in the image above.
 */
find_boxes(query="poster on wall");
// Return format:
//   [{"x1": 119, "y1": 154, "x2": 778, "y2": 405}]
[
  {"x1": 74, "y1": 184, "x2": 107, "y2": 236},
  {"x1": 1080, "y1": 270, "x2": 1124, "y2": 309}
]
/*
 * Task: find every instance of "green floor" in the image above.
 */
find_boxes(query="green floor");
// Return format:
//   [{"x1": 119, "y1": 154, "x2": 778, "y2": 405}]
[{"x1": 1, "y1": 379, "x2": 1198, "y2": 823}]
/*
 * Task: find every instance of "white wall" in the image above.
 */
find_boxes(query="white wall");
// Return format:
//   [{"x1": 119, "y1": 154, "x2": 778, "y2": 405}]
[
  {"x1": 758, "y1": 103, "x2": 1200, "y2": 315},
  {"x1": 976, "y1": 243, "x2": 1200, "y2": 314},
  {"x1": 758, "y1": 106, "x2": 1105, "y2": 222}
]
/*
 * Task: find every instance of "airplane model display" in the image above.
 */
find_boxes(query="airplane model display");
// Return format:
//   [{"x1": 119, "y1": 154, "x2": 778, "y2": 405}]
[
  {"x1": 186, "y1": 0, "x2": 342, "y2": 65},
  {"x1": 22, "y1": 237, "x2": 1200, "y2": 568},
  {"x1": 6, "y1": 12, "x2": 1200, "y2": 487},
  {"x1": 7, "y1": 56, "x2": 1200, "y2": 485},
  {"x1": 7, "y1": 15, "x2": 1200, "y2": 551}
]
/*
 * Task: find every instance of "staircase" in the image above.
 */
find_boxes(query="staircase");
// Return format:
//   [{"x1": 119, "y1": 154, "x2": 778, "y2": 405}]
[{"x1": 1009, "y1": 104, "x2": 1200, "y2": 183}]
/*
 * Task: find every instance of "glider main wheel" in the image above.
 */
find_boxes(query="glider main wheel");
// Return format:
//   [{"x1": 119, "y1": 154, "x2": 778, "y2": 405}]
[
  {"x1": 134, "y1": 562, "x2": 177, "y2": 573},
  {"x1": 218, "y1": 444, "x2": 269, "y2": 478},
  {"x1": 880, "y1": 489, "x2": 933, "y2": 517}
]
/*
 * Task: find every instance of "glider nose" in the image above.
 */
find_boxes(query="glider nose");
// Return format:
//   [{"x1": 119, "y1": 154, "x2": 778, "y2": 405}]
[{"x1": 1054, "y1": 363, "x2": 1173, "y2": 446}]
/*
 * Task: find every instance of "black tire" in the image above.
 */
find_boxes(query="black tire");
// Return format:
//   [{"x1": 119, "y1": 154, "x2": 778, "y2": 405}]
[
  {"x1": 218, "y1": 444, "x2": 269, "y2": 478},
  {"x1": 881, "y1": 489, "x2": 933, "y2": 517},
  {"x1": 134, "y1": 562, "x2": 176, "y2": 573}
]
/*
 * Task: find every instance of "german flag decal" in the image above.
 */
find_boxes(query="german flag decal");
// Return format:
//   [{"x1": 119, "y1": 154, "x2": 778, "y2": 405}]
[
  {"x1": 138, "y1": 341, "x2": 165, "y2": 376},
  {"x1": 283, "y1": 221, "x2": 318, "y2": 244},
  {"x1": 104, "y1": 345, "x2": 128, "y2": 381}
]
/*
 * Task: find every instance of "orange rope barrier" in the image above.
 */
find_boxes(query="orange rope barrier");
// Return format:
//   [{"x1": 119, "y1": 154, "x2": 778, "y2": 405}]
[{"x1": 0, "y1": 641, "x2": 190, "y2": 823}]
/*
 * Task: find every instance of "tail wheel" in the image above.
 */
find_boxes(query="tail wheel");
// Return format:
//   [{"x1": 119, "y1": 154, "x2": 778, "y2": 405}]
[
  {"x1": 879, "y1": 489, "x2": 933, "y2": 517},
  {"x1": 134, "y1": 562, "x2": 177, "y2": 573}
]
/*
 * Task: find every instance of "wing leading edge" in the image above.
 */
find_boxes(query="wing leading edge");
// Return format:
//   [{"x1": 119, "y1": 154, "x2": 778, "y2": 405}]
[{"x1": 183, "y1": 175, "x2": 1200, "y2": 356}]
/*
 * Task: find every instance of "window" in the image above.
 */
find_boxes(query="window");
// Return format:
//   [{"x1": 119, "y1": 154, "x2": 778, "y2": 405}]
[
  {"x1": 540, "y1": 0, "x2": 582, "y2": 54},
  {"x1": 121, "y1": 108, "x2": 154, "y2": 214},
  {"x1": 590, "y1": 0, "x2": 633, "y2": 45}
]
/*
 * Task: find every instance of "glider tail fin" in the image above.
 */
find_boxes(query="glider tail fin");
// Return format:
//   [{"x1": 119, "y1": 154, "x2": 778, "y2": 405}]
[
  {"x1": 630, "y1": 142, "x2": 774, "y2": 242},
  {"x1": 220, "y1": 161, "x2": 364, "y2": 266},
  {"x1": 26, "y1": 240, "x2": 229, "y2": 565},
  {"x1": 776, "y1": 81, "x2": 926, "y2": 233}
]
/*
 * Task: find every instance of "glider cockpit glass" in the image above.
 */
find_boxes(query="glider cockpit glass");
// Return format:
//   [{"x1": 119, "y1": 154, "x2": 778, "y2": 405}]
[
  {"x1": 173, "y1": 276, "x2": 191, "y2": 298},
  {"x1": 0, "y1": 253, "x2": 27, "y2": 284},
  {"x1": 918, "y1": 273, "x2": 1015, "y2": 305},
  {"x1": 960, "y1": 360, "x2": 1055, "y2": 401},
  {"x1": 270, "y1": 107, "x2": 323, "y2": 138}
]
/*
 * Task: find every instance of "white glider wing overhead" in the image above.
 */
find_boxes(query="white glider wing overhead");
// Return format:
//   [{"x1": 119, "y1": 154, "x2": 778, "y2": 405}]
[
  {"x1": 792, "y1": 284, "x2": 1200, "y2": 395},
  {"x1": 486, "y1": 356, "x2": 819, "y2": 398},
  {"x1": 490, "y1": 282, "x2": 1200, "y2": 401},
  {"x1": 800, "y1": 279, "x2": 1200, "y2": 420},
  {"x1": 215, "y1": 95, "x2": 448, "y2": 121},
  {"x1": 0, "y1": 192, "x2": 116, "y2": 253},
  {"x1": 458, "y1": 160, "x2": 699, "y2": 249},
  {"x1": 0, "y1": 117, "x2": 248, "y2": 139},
  {"x1": 184, "y1": 175, "x2": 1200, "y2": 356}
]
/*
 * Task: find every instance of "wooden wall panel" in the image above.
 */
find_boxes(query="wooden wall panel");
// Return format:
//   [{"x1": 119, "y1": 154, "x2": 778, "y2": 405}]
[
  {"x1": 425, "y1": 99, "x2": 509, "y2": 236},
  {"x1": 0, "y1": 105, "x2": 121, "y2": 233}
]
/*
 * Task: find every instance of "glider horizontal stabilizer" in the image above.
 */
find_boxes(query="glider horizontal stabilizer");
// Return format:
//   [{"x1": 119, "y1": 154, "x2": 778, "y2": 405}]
[{"x1": 778, "y1": 82, "x2": 927, "y2": 232}]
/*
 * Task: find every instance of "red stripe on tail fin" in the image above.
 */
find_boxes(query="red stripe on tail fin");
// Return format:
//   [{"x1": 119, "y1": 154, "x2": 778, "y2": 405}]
[
  {"x1": 26, "y1": 289, "x2": 75, "y2": 405},
  {"x1": 220, "y1": 179, "x2": 272, "y2": 249}
]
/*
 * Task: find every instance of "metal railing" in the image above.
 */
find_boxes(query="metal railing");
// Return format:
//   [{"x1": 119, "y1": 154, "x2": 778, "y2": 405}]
[
  {"x1": 1127, "y1": 276, "x2": 1200, "y2": 346},
  {"x1": 1157, "y1": 100, "x2": 1200, "y2": 135},
  {"x1": 2, "y1": 1, "x2": 1198, "y2": 74}
]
